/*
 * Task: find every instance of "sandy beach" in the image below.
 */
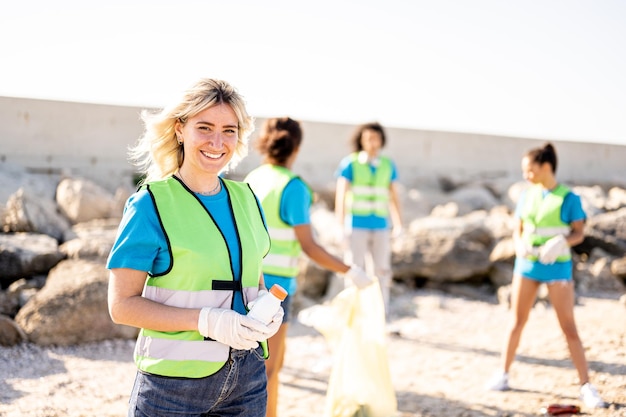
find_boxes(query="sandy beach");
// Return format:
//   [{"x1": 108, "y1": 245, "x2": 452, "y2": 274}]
[{"x1": 1, "y1": 287, "x2": 625, "y2": 417}]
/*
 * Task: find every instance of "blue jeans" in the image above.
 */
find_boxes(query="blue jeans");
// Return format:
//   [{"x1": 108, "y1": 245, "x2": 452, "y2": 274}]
[{"x1": 128, "y1": 346, "x2": 267, "y2": 417}]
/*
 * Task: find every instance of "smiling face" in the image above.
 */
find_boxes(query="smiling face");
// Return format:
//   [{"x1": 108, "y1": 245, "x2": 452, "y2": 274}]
[{"x1": 175, "y1": 103, "x2": 239, "y2": 180}]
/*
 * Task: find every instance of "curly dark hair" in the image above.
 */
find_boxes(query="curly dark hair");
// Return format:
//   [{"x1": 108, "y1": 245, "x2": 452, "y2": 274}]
[
  {"x1": 254, "y1": 117, "x2": 302, "y2": 165},
  {"x1": 349, "y1": 122, "x2": 387, "y2": 152}
]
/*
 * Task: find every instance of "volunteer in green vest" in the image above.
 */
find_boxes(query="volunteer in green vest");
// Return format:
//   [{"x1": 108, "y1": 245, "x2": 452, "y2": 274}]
[
  {"x1": 486, "y1": 143, "x2": 607, "y2": 409},
  {"x1": 244, "y1": 117, "x2": 373, "y2": 417},
  {"x1": 334, "y1": 122, "x2": 403, "y2": 316},
  {"x1": 106, "y1": 78, "x2": 284, "y2": 417}
]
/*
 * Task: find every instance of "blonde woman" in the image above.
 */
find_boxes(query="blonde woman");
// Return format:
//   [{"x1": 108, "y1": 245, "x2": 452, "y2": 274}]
[{"x1": 107, "y1": 78, "x2": 283, "y2": 417}]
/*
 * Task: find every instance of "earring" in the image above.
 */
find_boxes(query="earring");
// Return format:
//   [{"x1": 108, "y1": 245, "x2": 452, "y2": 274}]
[{"x1": 177, "y1": 136, "x2": 183, "y2": 145}]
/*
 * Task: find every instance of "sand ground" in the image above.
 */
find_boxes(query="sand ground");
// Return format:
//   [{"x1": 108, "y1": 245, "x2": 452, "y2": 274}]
[{"x1": 1, "y1": 288, "x2": 625, "y2": 417}]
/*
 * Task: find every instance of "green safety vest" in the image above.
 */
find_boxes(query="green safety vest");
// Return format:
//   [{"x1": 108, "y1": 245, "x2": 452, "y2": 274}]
[
  {"x1": 134, "y1": 177, "x2": 270, "y2": 378},
  {"x1": 245, "y1": 164, "x2": 312, "y2": 278},
  {"x1": 349, "y1": 153, "x2": 393, "y2": 217},
  {"x1": 520, "y1": 183, "x2": 572, "y2": 262}
]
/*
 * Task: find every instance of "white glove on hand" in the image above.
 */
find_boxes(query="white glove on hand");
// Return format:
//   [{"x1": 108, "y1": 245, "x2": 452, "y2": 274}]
[
  {"x1": 514, "y1": 238, "x2": 536, "y2": 259},
  {"x1": 392, "y1": 226, "x2": 404, "y2": 240},
  {"x1": 539, "y1": 234, "x2": 569, "y2": 265},
  {"x1": 198, "y1": 307, "x2": 278, "y2": 350},
  {"x1": 262, "y1": 307, "x2": 285, "y2": 340},
  {"x1": 344, "y1": 265, "x2": 374, "y2": 289}
]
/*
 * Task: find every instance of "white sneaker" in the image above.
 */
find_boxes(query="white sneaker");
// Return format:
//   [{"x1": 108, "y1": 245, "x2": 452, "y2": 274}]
[
  {"x1": 485, "y1": 371, "x2": 509, "y2": 391},
  {"x1": 580, "y1": 382, "x2": 608, "y2": 408}
]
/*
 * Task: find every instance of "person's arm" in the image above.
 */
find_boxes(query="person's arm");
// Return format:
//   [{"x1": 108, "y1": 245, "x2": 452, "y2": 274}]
[
  {"x1": 389, "y1": 181, "x2": 403, "y2": 235},
  {"x1": 335, "y1": 177, "x2": 350, "y2": 226},
  {"x1": 108, "y1": 268, "x2": 199, "y2": 332},
  {"x1": 108, "y1": 267, "x2": 281, "y2": 347},
  {"x1": 565, "y1": 219, "x2": 585, "y2": 247},
  {"x1": 293, "y1": 224, "x2": 350, "y2": 274}
]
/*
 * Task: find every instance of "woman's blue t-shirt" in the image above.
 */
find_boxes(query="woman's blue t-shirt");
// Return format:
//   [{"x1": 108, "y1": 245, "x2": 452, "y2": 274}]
[
  {"x1": 513, "y1": 187, "x2": 586, "y2": 282},
  {"x1": 106, "y1": 183, "x2": 256, "y2": 314},
  {"x1": 334, "y1": 154, "x2": 398, "y2": 230}
]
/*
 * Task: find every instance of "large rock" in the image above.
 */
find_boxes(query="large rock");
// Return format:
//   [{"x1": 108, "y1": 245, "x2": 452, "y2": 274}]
[
  {"x1": 579, "y1": 207, "x2": 626, "y2": 256},
  {"x1": 0, "y1": 277, "x2": 45, "y2": 317},
  {"x1": 56, "y1": 178, "x2": 116, "y2": 224},
  {"x1": 0, "y1": 314, "x2": 27, "y2": 346},
  {"x1": 0, "y1": 233, "x2": 64, "y2": 285},
  {"x1": 2, "y1": 188, "x2": 72, "y2": 241},
  {"x1": 575, "y1": 249, "x2": 626, "y2": 294},
  {"x1": 606, "y1": 186, "x2": 626, "y2": 211},
  {"x1": 15, "y1": 259, "x2": 138, "y2": 346},
  {"x1": 60, "y1": 218, "x2": 121, "y2": 261},
  {"x1": 392, "y1": 211, "x2": 494, "y2": 283}
]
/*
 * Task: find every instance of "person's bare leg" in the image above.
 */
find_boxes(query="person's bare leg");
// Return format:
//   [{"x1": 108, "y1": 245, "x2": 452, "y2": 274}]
[
  {"x1": 547, "y1": 281, "x2": 590, "y2": 384},
  {"x1": 265, "y1": 323, "x2": 289, "y2": 417},
  {"x1": 502, "y1": 275, "x2": 540, "y2": 372}
]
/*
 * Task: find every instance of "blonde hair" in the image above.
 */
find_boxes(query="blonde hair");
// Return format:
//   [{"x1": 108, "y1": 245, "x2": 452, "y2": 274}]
[{"x1": 129, "y1": 78, "x2": 254, "y2": 184}]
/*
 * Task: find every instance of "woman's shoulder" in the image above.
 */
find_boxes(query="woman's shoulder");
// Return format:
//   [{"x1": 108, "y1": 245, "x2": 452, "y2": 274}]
[{"x1": 122, "y1": 188, "x2": 156, "y2": 214}]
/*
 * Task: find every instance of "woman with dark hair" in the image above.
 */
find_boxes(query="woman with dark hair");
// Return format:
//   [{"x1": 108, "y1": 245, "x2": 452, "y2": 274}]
[
  {"x1": 244, "y1": 117, "x2": 372, "y2": 417},
  {"x1": 334, "y1": 122, "x2": 403, "y2": 316},
  {"x1": 486, "y1": 143, "x2": 607, "y2": 409}
]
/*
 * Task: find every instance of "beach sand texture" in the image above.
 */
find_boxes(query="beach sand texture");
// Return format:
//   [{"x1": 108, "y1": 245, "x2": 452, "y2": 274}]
[{"x1": 1, "y1": 288, "x2": 625, "y2": 417}]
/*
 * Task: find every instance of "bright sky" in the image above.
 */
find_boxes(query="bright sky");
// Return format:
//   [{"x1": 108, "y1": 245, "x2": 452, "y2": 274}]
[{"x1": 1, "y1": 0, "x2": 625, "y2": 145}]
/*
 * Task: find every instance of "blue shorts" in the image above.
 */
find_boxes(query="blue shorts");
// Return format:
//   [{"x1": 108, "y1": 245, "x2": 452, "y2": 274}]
[{"x1": 514, "y1": 258, "x2": 573, "y2": 283}]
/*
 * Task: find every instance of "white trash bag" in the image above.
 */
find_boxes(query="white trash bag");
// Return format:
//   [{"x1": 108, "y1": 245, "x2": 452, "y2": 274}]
[{"x1": 298, "y1": 282, "x2": 398, "y2": 417}]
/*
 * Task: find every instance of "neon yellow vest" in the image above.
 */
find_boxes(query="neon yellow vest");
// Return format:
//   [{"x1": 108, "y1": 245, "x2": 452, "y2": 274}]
[
  {"x1": 520, "y1": 184, "x2": 572, "y2": 262},
  {"x1": 349, "y1": 153, "x2": 392, "y2": 217},
  {"x1": 245, "y1": 164, "x2": 312, "y2": 277},
  {"x1": 134, "y1": 177, "x2": 270, "y2": 378}
]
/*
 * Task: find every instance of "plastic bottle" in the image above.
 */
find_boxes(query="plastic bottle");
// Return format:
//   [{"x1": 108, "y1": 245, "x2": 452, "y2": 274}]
[{"x1": 247, "y1": 284, "x2": 288, "y2": 325}]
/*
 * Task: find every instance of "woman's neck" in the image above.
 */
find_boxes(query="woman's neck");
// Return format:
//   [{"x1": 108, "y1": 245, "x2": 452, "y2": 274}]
[{"x1": 541, "y1": 177, "x2": 558, "y2": 190}]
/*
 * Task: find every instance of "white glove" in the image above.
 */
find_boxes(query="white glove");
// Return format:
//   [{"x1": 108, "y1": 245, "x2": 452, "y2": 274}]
[
  {"x1": 262, "y1": 307, "x2": 285, "y2": 339},
  {"x1": 539, "y1": 235, "x2": 569, "y2": 265},
  {"x1": 344, "y1": 265, "x2": 374, "y2": 289},
  {"x1": 514, "y1": 238, "x2": 536, "y2": 259},
  {"x1": 392, "y1": 225, "x2": 404, "y2": 240},
  {"x1": 197, "y1": 307, "x2": 278, "y2": 350}
]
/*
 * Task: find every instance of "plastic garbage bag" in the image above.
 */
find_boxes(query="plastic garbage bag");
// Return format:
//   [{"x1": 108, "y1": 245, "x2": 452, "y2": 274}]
[{"x1": 298, "y1": 282, "x2": 397, "y2": 417}]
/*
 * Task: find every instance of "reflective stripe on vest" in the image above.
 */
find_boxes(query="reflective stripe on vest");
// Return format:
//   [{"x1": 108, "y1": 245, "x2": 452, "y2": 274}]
[
  {"x1": 245, "y1": 164, "x2": 312, "y2": 278},
  {"x1": 520, "y1": 183, "x2": 572, "y2": 262},
  {"x1": 135, "y1": 177, "x2": 270, "y2": 378},
  {"x1": 349, "y1": 153, "x2": 392, "y2": 217}
]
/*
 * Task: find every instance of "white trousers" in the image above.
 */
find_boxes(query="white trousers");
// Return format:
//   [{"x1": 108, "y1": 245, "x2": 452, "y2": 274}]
[{"x1": 345, "y1": 228, "x2": 392, "y2": 315}]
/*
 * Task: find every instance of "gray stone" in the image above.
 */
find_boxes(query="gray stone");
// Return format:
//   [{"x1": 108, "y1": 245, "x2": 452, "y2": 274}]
[{"x1": 15, "y1": 259, "x2": 138, "y2": 346}]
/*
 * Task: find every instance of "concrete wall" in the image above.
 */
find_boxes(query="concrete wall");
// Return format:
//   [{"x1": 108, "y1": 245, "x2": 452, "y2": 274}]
[{"x1": 2, "y1": 96, "x2": 625, "y2": 193}]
